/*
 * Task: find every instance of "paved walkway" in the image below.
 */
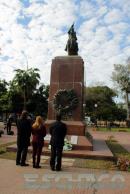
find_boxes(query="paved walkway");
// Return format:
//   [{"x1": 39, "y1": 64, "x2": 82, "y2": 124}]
[
  {"x1": 0, "y1": 158, "x2": 130, "y2": 194},
  {"x1": 1, "y1": 126, "x2": 130, "y2": 193},
  {"x1": 0, "y1": 135, "x2": 16, "y2": 146},
  {"x1": 0, "y1": 122, "x2": 17, "y2": 145},
  {"x1": 89, "y1": 129, "x2": 130, "y2": 152}
]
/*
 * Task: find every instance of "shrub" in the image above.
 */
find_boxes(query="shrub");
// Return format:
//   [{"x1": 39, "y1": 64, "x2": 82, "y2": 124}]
[{"x1": 117, "y1": 157, "x2": 130, "y2": 171}]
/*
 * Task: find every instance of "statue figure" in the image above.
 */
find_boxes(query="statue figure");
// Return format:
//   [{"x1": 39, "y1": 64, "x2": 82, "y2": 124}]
[{"x1": 65, "y1": 24, "x2": 78, "y2": 55}]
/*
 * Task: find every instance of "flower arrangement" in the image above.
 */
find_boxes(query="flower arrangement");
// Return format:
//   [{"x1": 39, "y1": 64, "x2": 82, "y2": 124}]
[
  {"x1": 117, "y1": 157, "x2": 130, "y2": 171},
  {"x1": 48, "y1": 138, "x2": 73, "y2": 151},
  {"x1": 63, "y1": 138, "x2": 73, "y2": 151}
]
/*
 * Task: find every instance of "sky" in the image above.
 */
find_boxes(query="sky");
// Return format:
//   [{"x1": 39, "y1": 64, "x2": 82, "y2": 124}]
[{"x1": 0, "y1": 0, "x2": 130, "y2": 87}]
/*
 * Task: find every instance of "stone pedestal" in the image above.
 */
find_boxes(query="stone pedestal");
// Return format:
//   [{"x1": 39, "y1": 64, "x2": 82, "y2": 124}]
[
  {"x1": 45, "y1": 120, "x2": 85, "y2": 136},
  {"x1": 46, "y1": 56, "x2": 86, "y2": 136},
  {"x1": 48, "y1": 56, "x2": 84, "y2": 120}
]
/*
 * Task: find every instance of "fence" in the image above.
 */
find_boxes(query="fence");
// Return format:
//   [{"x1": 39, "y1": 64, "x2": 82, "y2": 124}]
[{"x1": 96, "y1": 120, "x2": 127, "y2": 128}]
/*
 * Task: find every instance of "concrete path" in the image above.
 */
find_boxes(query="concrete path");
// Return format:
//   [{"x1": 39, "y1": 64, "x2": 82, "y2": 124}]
[
  {"x1": 89, "y1": 129, "x2": 130, "y2": 152},
  {"x1": 0, "y1": 158, "x2": 130, "y2": 194}
]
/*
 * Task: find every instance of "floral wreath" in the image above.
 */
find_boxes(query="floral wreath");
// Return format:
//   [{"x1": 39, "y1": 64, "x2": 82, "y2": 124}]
[{"x1": 53, "y1": 89, "x2": 79, "y2": 116}]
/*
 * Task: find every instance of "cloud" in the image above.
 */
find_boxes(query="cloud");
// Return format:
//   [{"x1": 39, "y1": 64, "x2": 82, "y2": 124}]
[{"x1": 0, "y1": 0, "x2": 130, "y2": 89}]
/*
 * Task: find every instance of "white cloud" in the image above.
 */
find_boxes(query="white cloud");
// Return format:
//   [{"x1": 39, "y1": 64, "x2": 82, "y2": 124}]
[
  {"x1": 0, "y1": 0, "x2": 130, "y2": 89},
  {"x1": 79, "y1": 1, "x2": 97, "y2": 19},
  {"x1": 108, "y1": 22, "x2": 129, "y2": 35},
  {"x1": 104, "y1": 9, "x2": 123, "y2": 24},
  {"x1": 26, "y1": 0, "x2": 77, "y2": 28}
]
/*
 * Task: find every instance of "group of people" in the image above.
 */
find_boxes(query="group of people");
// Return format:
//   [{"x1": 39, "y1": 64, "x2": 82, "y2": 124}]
[{"x1": 16, "y1": 110, "x2": 67, "y2": 171}]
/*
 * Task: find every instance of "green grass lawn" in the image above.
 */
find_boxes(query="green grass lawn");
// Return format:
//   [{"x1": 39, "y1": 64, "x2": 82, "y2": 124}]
[
  {"x1": 74, "y1": 158, "x2": 117, "y2": 170},
  {"x1": 106, "y1": 139, "x2": 130, "y2": 160},
  {"x1": 0, "y1": 142, "x2": 16, "y2": 160},
  {"x1": 96, "y1": 127, "x2": 130, "y2": 132}
]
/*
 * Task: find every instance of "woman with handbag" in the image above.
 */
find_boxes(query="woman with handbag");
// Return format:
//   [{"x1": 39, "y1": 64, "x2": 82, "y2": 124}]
[{"x1": 32, "y1": 116, "x2": 46, "y2": 168}]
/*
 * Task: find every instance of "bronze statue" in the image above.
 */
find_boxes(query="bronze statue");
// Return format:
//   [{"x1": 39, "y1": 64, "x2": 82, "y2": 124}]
[{"x1": 65, "y1": 24, "x2": 78, "y2": 55}]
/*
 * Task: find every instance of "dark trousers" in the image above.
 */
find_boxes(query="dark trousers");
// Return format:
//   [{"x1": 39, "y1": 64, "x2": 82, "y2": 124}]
[
  {"x1": 32, "y1": 142, "x2": 43, "y2": 167},
  {"x1": 16, "y1": 146, "x2": 28, "y2": 164},
  {"x1": 50, "y1": 145, "x2": 63, "y2": 170}
]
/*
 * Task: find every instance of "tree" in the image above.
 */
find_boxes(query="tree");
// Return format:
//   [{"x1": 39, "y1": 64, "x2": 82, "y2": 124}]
[
  {"x1": 0, "y1": 80, "x2": 8, "y2": 95},
  {"x1": 12, "y1": 68, "x2": 40, "y2": 110},
  {"x1": 0, "y1": 79, "x2": 10, "y2": 113},
  {"x1": 112, "y1": 64, "x2": 130, "y2": 120},
  {"x1": 26, "y1": 84, "x2": 49, "y2": 117},
  {"x1": 85, "y1": 86, "x2": 126, "y2": 121}
]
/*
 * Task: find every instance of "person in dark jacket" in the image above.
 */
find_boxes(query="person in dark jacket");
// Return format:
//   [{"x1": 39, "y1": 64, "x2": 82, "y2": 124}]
[
  {"x1": 49, "y1": 113, "x2": 67, "y2": 171},
  {"x1": 6, "y1": 115, "x2": 12, "y2": 134},
  {"x1": 32, "y1": 116, "x2": 46, "y2": 168},
  {"x1": 16, "y1": 110, "x2": 31, "y2": 166}
]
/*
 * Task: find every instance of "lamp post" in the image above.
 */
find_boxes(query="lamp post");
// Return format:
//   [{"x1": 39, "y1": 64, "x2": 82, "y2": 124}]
[
  {"x1": 21, "y1": 51, "x2": 29, "y2": 110},
  {"x1": 94, "y1": 103, "x2": 98, "y2": 108},
  {"x1": 94, "y1": 103, "x2": 98, "y2": 127}
]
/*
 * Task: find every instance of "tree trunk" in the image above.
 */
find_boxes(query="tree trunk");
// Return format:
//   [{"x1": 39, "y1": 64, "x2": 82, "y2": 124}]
[
  {"x1": 125, "y1": 91, "x2": 130, "y2": 127},
  {"x1": 23, "y1": 88, "x2": 26, "y2": 110},
  {"x1": 126, "y1": 91, "x2": 129, "y2": 120}
]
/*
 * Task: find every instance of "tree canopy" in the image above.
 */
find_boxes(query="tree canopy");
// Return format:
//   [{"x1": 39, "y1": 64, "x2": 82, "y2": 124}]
[
  {"x1": 85, "y1": 86, "x2": 126, "y2": 121},
  {"x1": 0, "y1": 68, "x2": 49, "y2": 118},
  {"x1": 12, "y1": 68, "x2": 40, "y2": 109},
  {"x1": 0, "y1": 80, "x2": 9, "y2": 113},
  {"x1": 112, "y1": 63, "x2": 130, "y2": 120}
]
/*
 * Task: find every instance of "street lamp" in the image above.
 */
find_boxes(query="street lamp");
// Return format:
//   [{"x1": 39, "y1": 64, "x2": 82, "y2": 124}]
[
  {"x1": 94, "y1": 103, "x2": 98, "y2": 127},
  {"x1": 94, "y1": 104, "x2": 98, "y2": 108}
]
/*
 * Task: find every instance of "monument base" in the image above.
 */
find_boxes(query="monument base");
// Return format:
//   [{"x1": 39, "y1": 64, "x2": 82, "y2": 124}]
[
  {"x1": 45, "y1": 120, "x2": 85, "y2": 136},
  {"x1": 43, "y1": 134, "x2": 93, "y2": 151}
]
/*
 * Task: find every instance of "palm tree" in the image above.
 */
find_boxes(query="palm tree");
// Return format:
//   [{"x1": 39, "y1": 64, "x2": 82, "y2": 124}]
[{"x1": 13, "y1": 68, "x2": 40, "y2": 110}]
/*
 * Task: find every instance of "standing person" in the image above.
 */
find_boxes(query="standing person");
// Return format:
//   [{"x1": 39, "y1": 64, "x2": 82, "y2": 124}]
[
  {"x1": 32, "y1": 116, "x2": 46, "y2": 168},
  {"x1": 16, "y1": 110, "x2": 31, "y2": 166},
  {"x1": 6, "y1": 115, "x2": 12, "y2": 134},
  {"x1": 49, "y1": 113, "x2": 67, "y2": 171}
]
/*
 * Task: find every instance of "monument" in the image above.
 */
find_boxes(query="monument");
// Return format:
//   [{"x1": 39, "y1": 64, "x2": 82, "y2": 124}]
[
  {"x1": 46, "y1": 24, "x2": 84, "y2": 134},
  {"x1": 45, "y1": 24, "x2": 93, "y2": 151}
]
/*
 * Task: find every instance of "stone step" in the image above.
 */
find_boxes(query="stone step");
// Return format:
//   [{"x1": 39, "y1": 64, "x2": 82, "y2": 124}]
[
  {"x1": 44, "y1": 135, "x2": 93, "y2": 151},
  {"x1": 6, "y1": 141, "x2": 114, "y2": 161}
]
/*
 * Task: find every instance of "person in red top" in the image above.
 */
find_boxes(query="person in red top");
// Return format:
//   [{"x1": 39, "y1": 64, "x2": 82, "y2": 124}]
[{"x1": 32, "y1": 116, "x2": 46, "y2": 168}]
